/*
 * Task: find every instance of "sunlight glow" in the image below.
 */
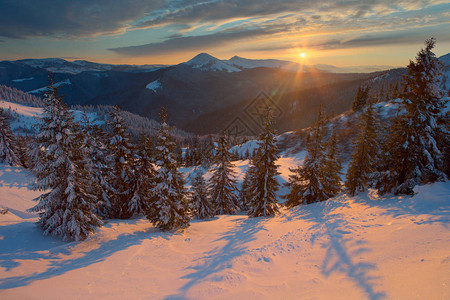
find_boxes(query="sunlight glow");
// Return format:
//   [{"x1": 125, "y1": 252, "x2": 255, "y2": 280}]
[{"x1": 300, "y1": 52, "x2": 306, "y2": 58}]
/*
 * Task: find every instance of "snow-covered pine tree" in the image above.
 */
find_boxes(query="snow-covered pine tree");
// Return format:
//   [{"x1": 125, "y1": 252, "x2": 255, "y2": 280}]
[
  {"x1": 247, "y1": 108, "x2": 280, "y2": 217},
  {"x1": 323, "y1": 127, "x2": 342, "y2": 196},
  {"x1": 80, "y1": 115, "x2": 114, "y2": 219},
  {"x1": 208, "y1": 132, "x2": 240, "y2": 215},
  {"x1": 0, "y1": 108, "x2": 22, "y2": 166},
  {"x1": 190, "y1": 171, "x2": 214, "y2": 219},
  {"x1": 129, "y1": 128, "x2": 156, "y2": 216},
  {"x1": 28, "y1": 81, "x2": 102, "y2": 241},
  {"x1": 345, "y1": 102, "x2": 379, "y2": 196},
  {"x1": 376, "y1": 38, "x2": 448, "y2": 195},
  {"x1": 106, "y1": 106, "x2": 136, "y2": 219},
  {"x1": 352, "y1": 85, "x2": 370, "y2": 112},
  {"x1": 146, "y1": 108, "x2": 190, "y2": 230},
  {"x1": 239, "y1": 168, "x2": 252, "y2": 211},
  {"x1": 284, "y1": 107, "x2": 337, "y2": 207}
]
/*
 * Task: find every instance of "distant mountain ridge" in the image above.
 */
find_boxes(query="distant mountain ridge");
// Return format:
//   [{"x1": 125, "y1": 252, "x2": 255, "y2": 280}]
[
  {"x1": 6, "y1": 54, "x2": 399, "y2": 75},
  {"x1": 0, "y1": 53, "x2": 448, "y2": 134},
  {"x1": 13, "y1": 58, "x2": 166, "y2": 74}
]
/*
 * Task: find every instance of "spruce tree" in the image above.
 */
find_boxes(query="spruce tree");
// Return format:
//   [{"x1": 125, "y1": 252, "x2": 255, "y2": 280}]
[
  {"x1": 129, "y1": 128, "x2": 155, "y2": 216},
  {"x1": 239, "y1": 168, "x2": 252, "y2": 211},
  {"x1": 146, "y1": 108, "x2": 190, "y2": 230},
  {"x1": 376, "y1": 38, "x2": 448, "y2": 195},
  {"x1": 106, "y1": 106, "x2": 136, "y2": 219},
  {"x1": 190, "y1": 172, "x2": 214, "y2": 219},
  {"x1": 81, "y1": 116, "x2": 114, "y2": 219},
  {"x1": 284, "y1": 107, "x2": 338, "y2": 207},
  {"x1": 324, "y1": 127, "x2": 342, "y2": 196},
  {"x1": 345, "y1": 102, "x2": 379, "y2": 196},
  {"x1": 247, "y1": 109, "x2": 280, "y2": 217},
  {"x1": 0, "y1": 108, "x2": 22, "y2": 166},
  {"x1": 352, "y1": 86, "x2": 370, "y2": 112},
  {"x1": 208, "y1": 132, "x2": 240, "y2": 215},
  {"x1": 28, "y1": 82, "x2": 102, "y2": 241}
]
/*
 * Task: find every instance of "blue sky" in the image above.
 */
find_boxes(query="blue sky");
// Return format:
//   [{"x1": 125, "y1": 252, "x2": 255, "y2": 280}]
[{"x1": 1, "y1": 0, "x2": 449, "y2": 66}]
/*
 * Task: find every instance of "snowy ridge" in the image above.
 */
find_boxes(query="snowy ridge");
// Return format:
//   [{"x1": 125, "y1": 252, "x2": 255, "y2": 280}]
[
  {"x1": 13, "y1": 58, "x2": 166, "y2": 74},
  {"x1": 28, "y1": 79, "x2": 72, "y2": 94},
  {"x1": 0, "y1": 99, "x2": 102, "y2": 134},
  {"x1": 183, "y1": 53, "x2": 241, "y2": 72},
  {"x1": 226, "y1": 56, "x2": 303, "y2": 71}
]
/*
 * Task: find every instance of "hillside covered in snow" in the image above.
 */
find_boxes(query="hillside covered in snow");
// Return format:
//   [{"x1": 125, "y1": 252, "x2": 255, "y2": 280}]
[{"x1": 0, "y1": 161, "x2": 449, "y2": 299}]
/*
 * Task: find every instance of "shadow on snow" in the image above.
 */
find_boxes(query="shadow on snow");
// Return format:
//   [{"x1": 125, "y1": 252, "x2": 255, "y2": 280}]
[
  {"x1": 282, "y1": 199, "x2": 386, "y2": 300},
  {"x1": 0, "y1": 219, "x2": 164, "y2": 290},
  {"x1": 166, "y1": 216, "x2": 268, "y2": 299}
]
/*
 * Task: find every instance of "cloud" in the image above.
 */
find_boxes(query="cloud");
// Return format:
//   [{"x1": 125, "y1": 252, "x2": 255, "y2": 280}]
[
  {"x1": 2, "y1": 0, "x2": 445, "y2": 39},
  {"x1": 109, "y1": 26, "x2": 287, "y2": 56},
  {"x1": 312, "y1": 25, "x2": 450, "y2": 49},
  {"x1": 0, "y1": 0, "x2": 164, "y2": 39}
]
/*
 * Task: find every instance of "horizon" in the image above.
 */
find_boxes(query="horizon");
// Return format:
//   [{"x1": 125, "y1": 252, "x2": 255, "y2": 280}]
[
  {"x1": 7, "y1": 53, "x2": 407, "y2": 69},
  {"x1": 1, "y1": 1, "x2": 449, "y2": 67}
]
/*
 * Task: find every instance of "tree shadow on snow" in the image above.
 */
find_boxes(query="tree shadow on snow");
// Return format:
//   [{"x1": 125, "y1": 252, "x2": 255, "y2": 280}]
[
  {"x1": 287, "y1": 201, "x2": 386, "y2": 300},
  {"x1": 0, "y1": 219, "x2": 158, "y2": 290},
  {"x1": 166, "y1": 217, "x2": 269, "y2": 299}
]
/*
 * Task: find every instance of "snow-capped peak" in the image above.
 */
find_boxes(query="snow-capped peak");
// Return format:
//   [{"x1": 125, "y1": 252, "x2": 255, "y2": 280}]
[{"x1": 183, "y1": 53, "x2": 240, "y2": 72}]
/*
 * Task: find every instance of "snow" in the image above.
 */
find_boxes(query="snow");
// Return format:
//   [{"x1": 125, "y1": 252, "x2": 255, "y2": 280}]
[
  {"x1": 0, "y1": 100, "x2": 43, "y2": 118},
  {"x1": 29, "y1": 79, "x2": 72, "y2": 94},
  {"x1": 0, "y1": 156, "x2": 449, "y2": 299},
  {"x1": 226, "y1": 56, "x2": 303, "y2": 71},
  {"x1": 0, "y1": 99, "x2": 103, "y2": 134},
  {"x1": 11, "y1": 77, "x2": 34, "y2": 83},
  {"x1": 184, "y1": 53, "x2": 241, "y2": 72},
  {"x1": 146, "y1": 80, "x2": 162, "y2": 92},
  {"x1": 230, "y1": 140, "x2": 260, "y2": 157}
]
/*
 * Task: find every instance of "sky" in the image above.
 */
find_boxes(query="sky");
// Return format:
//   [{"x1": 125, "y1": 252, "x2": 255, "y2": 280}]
[{"x1": 1, "y1": 0, "x2": 449, "y2": 67}]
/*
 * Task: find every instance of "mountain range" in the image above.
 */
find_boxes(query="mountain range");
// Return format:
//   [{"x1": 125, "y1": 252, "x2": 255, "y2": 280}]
[{"x1": 1, "y1": 53, "x2": 448, "y2": 135}]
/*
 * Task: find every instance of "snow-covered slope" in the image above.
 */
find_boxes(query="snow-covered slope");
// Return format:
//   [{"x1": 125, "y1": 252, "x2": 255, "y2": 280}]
[
  {"x1": 183, "y1": 53, "x2": 241, "y2": 72},
  {"x1": 13, "y1": 58, "x2": 165, "y2": 74},
  {"x1": 28, "y1": 79, "x2": 72, "y2": 94},
  {"x1": 439, "y1": 53, "x2": 450, "y2": 66},
  {"x1": 146, "y1": 80, "x2": 162, "y2": 92},
  {"x1": 226, "y1": 56, "x2": 305, "y2": 71},
  {"x1": 0, "y1": 99, "x2": 102, "y2": 135},
  {"x1": 0, "y1": 160, "x2": 449, "y2": 299}
]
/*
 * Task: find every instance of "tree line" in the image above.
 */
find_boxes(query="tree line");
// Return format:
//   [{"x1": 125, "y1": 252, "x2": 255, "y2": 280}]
[{"x1": 0, "y1": 38, "x2": 448, "y2": 241}]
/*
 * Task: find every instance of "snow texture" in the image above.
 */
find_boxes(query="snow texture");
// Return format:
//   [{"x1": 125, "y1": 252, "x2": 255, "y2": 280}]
[
  {"x1": 145, "y1": 80, "x2": 162, "y2": 92},
  {"x1": 1, "y1": 161, "x2": 449, "y2": 299},
  {"x1": 184, "y1": 53, "x2": 241, "y2": 72}
]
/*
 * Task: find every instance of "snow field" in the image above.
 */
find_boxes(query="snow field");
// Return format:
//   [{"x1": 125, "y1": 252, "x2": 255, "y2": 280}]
[{"x1": 0, "y1": 162, "x2": 449, "y2": 299}]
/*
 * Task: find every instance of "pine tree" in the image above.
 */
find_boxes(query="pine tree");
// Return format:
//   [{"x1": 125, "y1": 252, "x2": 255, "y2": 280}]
[
  {"x1": 284, "y1": 107, "x2": 339, "y2": 207},
  {"x1": 323, "y1": 127, "x2": 342, "y2": 196},
  {"x1": 0, "y1": 108, "x2": 22, "y2": 166},
  {"x1": 376, "y1": 38, "x2": 448, "y2": 195},
  {"x1": 247, "y1": 109, "x2": 280, "y2": 217},
  {"x1": 80, "y1": 115, "x2": 114, "y2": 219},
  {"x1": 28, "y1": 82, "x2": 102, "y2": 241},
  {"x1": 146, "y1": 108, "x2": 190, "y2": 231},
  {"x1": 345, "y1": 102, "x2": 379, "y2": 195},
  {"x1": 106, "y1": 106, "x2": 136, "y2": 219},
  {"x1": 129, "y1": 128, "x2": 155, "y2": 216},
  {"x1": 208, "y1": 132, "x2": 240, "y2": 215},
  {"x1": 190, "y1": 172, "x2": 214, "y2": 219},
  {"x1": 239, "y1": 168, "x2": 252, "y2": 211},
  {"x1": 352, "y1": 86, "x2": 370, "y2": 112}
]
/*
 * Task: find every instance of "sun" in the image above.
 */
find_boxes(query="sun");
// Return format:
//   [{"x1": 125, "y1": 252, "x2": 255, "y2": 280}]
[{"x1": 300, "y1": 52, "x2": 306, "y2": 58}]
